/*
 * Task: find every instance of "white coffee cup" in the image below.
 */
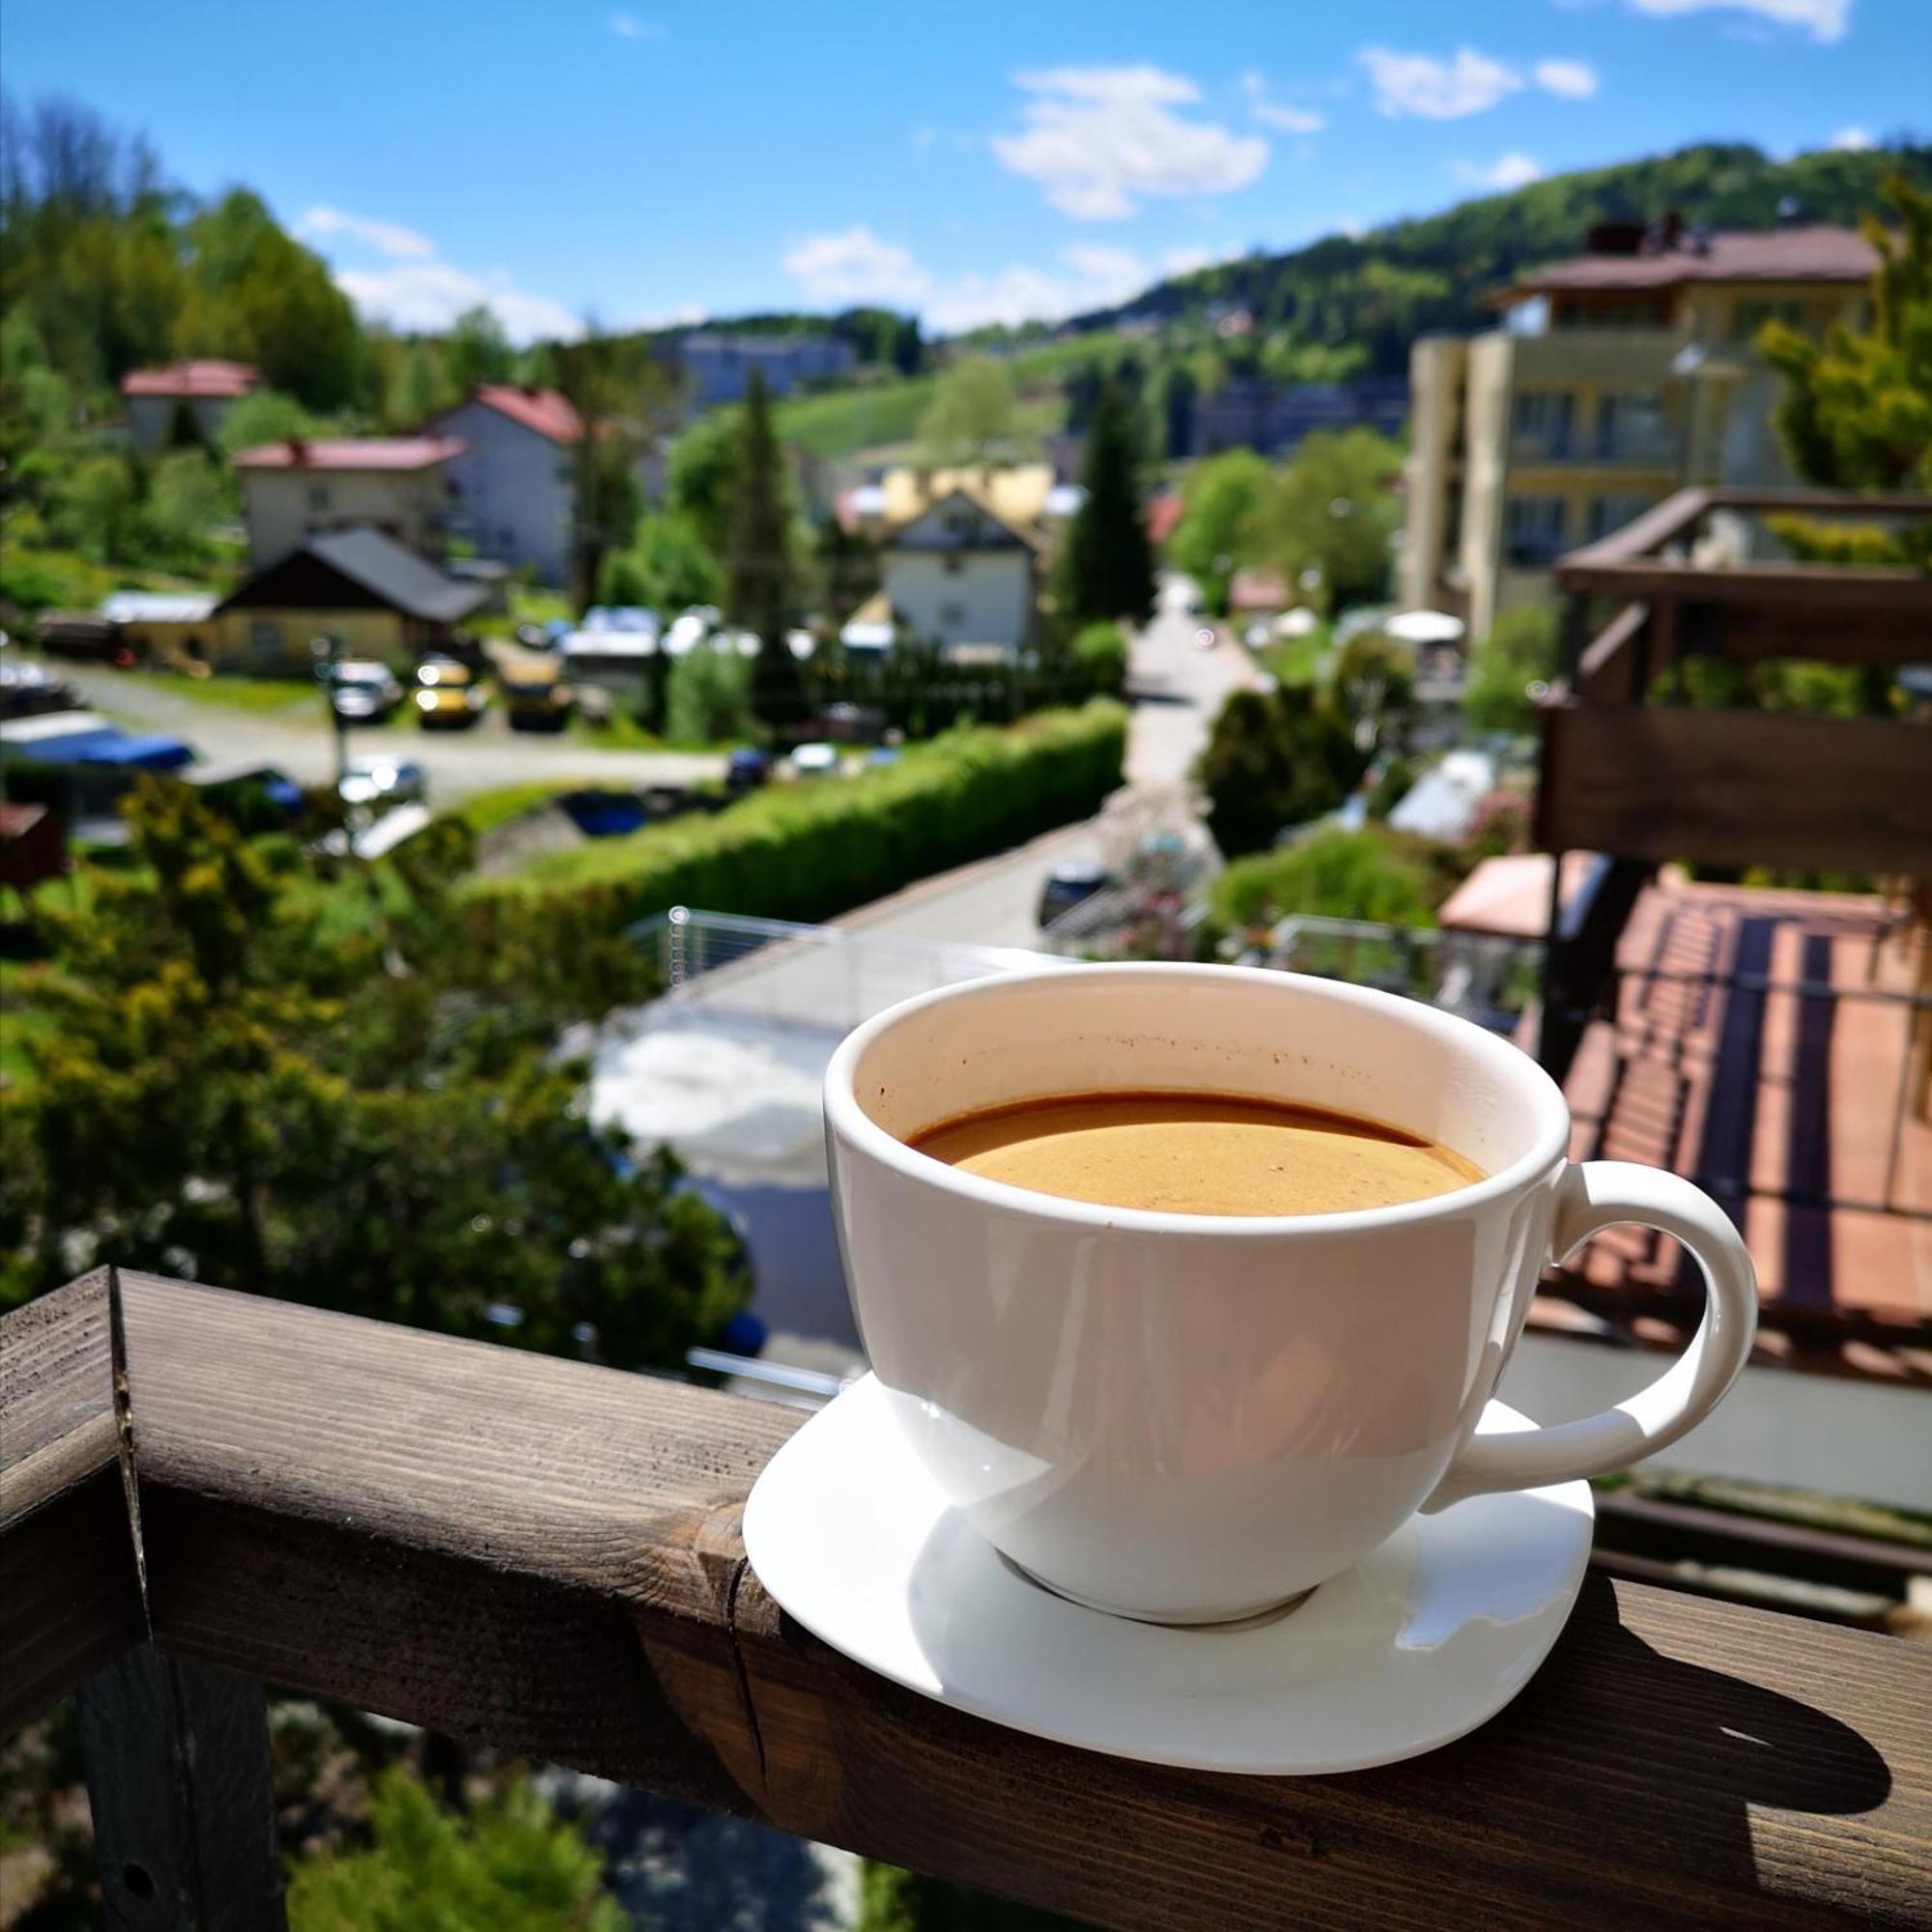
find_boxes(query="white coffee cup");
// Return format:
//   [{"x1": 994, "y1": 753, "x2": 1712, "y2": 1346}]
[{"x1": 824, "y1": 962, "x2": 1757, "y2": 1626}]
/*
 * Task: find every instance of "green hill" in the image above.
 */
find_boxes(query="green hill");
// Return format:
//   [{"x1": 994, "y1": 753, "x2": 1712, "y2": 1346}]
[{"x1": 1062, "y1": 141, "x2": 1930, "y2": 375}]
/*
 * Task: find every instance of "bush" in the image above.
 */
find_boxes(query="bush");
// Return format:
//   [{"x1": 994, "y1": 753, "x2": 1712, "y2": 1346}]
[
  {"x1": 1463, "y1": 607, "x2": 1557, "y2": 734},
  {"x1": 1365, "y1": 755, "x2": 1416, "y2": 819},
  {"x1": 665, "y1": 643, "x2": 755, "y2": 745},
  {"x1": 1070, "y1": 620, "x2": 1129, "y2": 697},
  {"x1": 465, "y1": 703, "x2": 1128, "y2": 969},
  {"x1": 1195, "y1": 685, "x2": 1368, "y2": 859},
  {"x1": 1209, "y1": 825, "x2": 1443, "y2": 934}
]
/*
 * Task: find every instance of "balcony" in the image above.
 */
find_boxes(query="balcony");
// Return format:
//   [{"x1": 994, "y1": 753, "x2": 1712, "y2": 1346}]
[{"x1": 5, "y1": 1268, "x2": 1929, "y2": 1930}]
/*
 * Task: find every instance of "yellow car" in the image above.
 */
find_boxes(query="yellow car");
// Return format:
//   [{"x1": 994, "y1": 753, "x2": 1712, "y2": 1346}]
[
  {"x1": 497, "y1": 653, "x2": 575, "y2": 733},
  {"x1": 412, "y1": 656, "x2": 488, "y2": 729}
]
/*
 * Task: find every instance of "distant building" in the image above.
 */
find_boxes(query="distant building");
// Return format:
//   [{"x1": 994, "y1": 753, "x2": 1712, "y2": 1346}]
[
  {"x1": 880, "y1": 488, "x2": 1042, "y2": 656},
  {"x1": 120, "y1": 359, "x2": 261, "y2": 453},
  {"x1": 673, "y1": 332, "x2": 857, "y2": 412},
  {"x1": 231, "y1": 437, "x2": 464, "y2": 569},
  {"x1": 1190, "y1": 377, "x2": 1409, "y2": 459},
  {"x1": 427, "y1": 385, "x2": 581, "y2": 585},
  {"x1": 213, "y1": 526, "x2": 488, "y2": 673},
  {"x1": 426, "y1": 384, "x2": 666, "y2": 586},
  {"x1": 841, "y1": 464, "x2": 1077, "y2": 542},
  {"x1": 1400, "y1": 219, "x2": 1876, "y2": 639}
]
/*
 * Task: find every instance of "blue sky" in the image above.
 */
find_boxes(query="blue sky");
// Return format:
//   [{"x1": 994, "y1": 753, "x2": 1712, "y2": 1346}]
[{"x1": 6, "y1": 0, "x2": 1926, "y2": 339}]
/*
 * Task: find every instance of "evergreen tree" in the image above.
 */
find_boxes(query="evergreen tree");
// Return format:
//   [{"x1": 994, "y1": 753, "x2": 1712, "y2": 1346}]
[
  {"x1": 726, "y1": 368, "x2": 804, "y2": 721},
  {"x1": 1058, "y1": 375, "x2": 1155, "y2": 629}
]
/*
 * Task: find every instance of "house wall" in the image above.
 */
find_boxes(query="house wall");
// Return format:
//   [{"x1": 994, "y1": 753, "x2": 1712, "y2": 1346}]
[
  {"x1": 128, "y1": 393, "x2": 243, "y2": 455},
  {"x1": 242, "y1": 469, "x2": 450, "y2": 569},
  {"x1": 884, "y1": 551, "x2": 1035, "y2": 652},
  {"x1": 433, "y1": 400, "x2": 575, "y2": 585},
  {"x1": 1398, "y1": 337, "x2": 1465, "y2": 614},
  {"x1": 207, "y1": 608, "x2": 418, "y2": 675}
]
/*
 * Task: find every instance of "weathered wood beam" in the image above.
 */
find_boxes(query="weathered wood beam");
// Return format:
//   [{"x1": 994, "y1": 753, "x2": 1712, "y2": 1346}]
[
  {"x1": 1537, "y1": 706, "x2": 1931, "y2": 876},
  {"x1": 0, "y1": 1269, "x2": 146, "y2": 1733},
  {"x1": 97, "y1": 1273, "x2": 1932, "y2": 1932}
]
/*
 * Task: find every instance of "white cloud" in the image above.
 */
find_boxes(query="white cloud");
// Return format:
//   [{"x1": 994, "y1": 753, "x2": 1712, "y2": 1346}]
[
  {"x1": 781, "y1": 227, "x2": 932, "y2": 306},
  {"x1": 1160, "y1": 245, "x2": 1213, "y2": 276},
  {"x1": 990, "y1": 65, "x2": 1267, "y2": 218},
  {"x1": 1359, "y1": 46, "x2": 1524, "y2": 119},
  {"x1": 609, "y1": 12, "x2": 665, "y2": 38},
  {"x1": 1626, "y1": 0, "x2": 1851, "y2": 42},
  {"x1": 1534, "y1": 58, "x2": 1600, "y2": 98},
  {"x1": 335, "y1": 262, "x2": 582, "y2": 343},
  {"x1": 1239, "y1": 70, "x2": 1325, "y2": 133},
  {"x1": 296, "y1": 204, "x2": 434, "y2": 260},
  {"x1": 1455, "y1": 153, "x2": 1546, "y2": 190},
  {"x1": 778, "y1": 227, "x2": 1157, "y2": 332},
  {"x1": 1830, "y1": 125, "x2": 1873, "y2": 150}
]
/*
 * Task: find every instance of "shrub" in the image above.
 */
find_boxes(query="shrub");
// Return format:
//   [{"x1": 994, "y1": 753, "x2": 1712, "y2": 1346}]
[
  {"x1": 1195, "y1": 685, "x2": 1368, "y2": 859},
  {"x1": 464, "y1": 703, "x2": 1128, "y2": 976},
  {"x1": 1209, "y1": 825, "x2": 1442, "y2": 935},
  {"x1": 1070, "y1": 620, "x2": 1129, "y2": 697},
  {"x1": 665, "y1": 643, "x2": 754, "y2": 745},
  {"x1": 1463, "y1": 607, "x2": 1557, "y2": 734}
]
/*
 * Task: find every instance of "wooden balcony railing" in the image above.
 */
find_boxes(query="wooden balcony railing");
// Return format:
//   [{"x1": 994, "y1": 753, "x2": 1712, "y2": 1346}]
[
  {"x1": 5, "y1": 1270, "x2": 1929, "y2": 1930},
  {"x1": 1533, "y1": 485, "x2": 1931, "y2": 1080}
]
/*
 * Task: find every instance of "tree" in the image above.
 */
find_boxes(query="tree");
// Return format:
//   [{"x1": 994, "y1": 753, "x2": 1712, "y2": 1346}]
[
  {"x1": 215, "y1": 385, "x2": 320, "y2": 457},
  {"x1": 285, "y1": 1767, "x2": 624, "y2": 1932},
  {"x1": 1195, "y1": 684, "x2": 1368, "y2": 858},
  {"x1": 387, "y1": 338, "x2": 453, "y2": 427},
  {"x1": 1244, "y1": 427, "x2": 1402, "y2": 612},
  {"x1": 445, "y1": 302, "x2": 516, "y2": 394},
  {"x1": 0, "y1": 782, "x2": 750, "y2": 1370},
  {"x1": 1760, "y1": 171, "x2": 1932, "y2": 568},
  {"x1": 554, "y1": 327, "x2": 669, "y2": 612},
  {"x1": 1462, "y1": 606, "x2": 1557, "y2": 734},
  {"x1": 1331, "y1": 629, "x2": 1416, "y2": 755},
  {"x1": 631, "y1": 508, "x2": 725, "y2": 611},
  {"x1": 921, "y1": 355, "x2": 1018, "y2": 465},
  {"x1": 726, "y1": 368, "x2": 805, "y2": 721},
  {"x1": 1057, "y1": 375, "x2": 1155, "y2": 629},
  {"x1": 1167, "y1": 448, "x2": 1271, "y2": 614},
  {"x1": 665, "y1": 642, "x2": 755, "y2": 745},
  {"x1": 666, "y1": 407, "x2": 742, "y2": 564}
]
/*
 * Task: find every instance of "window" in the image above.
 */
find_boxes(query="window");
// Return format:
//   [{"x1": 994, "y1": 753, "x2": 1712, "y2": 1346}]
[
  {"x1": 307, "y1": 484, "x2": 330, "y2": 513},
  {"x1": 247, "y1": 618, "x2": 284, "y2": 660},
  {"x1": 943, "y1": 554, "x2": 964, "y2": 576},
  {"x1": 939, "y1": 601, "x2": 967, "y2": 628},
  {"x1": 1512, "y1": 390, "x2": 1574, "y2": 458},
  {"x1": 1732, "y1": 298, "x2": 1803, "y2": 344},
  {"x1": 1595, "y1": 392, "x2": 1668, "y2": 462},
  {"x1": 1504, "y1": 496, "x2": 1566, "y2": 567}
]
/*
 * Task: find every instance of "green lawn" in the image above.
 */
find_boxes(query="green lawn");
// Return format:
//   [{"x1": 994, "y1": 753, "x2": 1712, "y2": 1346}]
[
  {"x1": 128, "y1": 670, "x2": 322, "y2": 714},
  {"x1": 445, "y1": 781, "x2": 582, "y2": 838}
]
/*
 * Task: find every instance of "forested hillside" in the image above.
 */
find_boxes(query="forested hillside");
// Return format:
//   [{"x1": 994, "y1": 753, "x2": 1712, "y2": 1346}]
[{"x1": 1069, "y1": 142, "x2": 1932, "y2": 374}]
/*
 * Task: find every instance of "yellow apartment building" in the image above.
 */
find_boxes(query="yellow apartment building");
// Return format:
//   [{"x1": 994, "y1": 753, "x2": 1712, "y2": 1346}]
[{"x1": 1399, "y1": 220, "x2": 1876, "y2": 640}]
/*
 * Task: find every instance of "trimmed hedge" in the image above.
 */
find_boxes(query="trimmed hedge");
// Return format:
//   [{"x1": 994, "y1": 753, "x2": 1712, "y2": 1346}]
[{"x1": 462, "y1": 703, "x2": 1126, "y2": 998}]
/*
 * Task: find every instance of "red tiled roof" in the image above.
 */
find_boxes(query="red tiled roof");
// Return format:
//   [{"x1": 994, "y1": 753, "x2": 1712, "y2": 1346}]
[
  {"x1": 1509, "y1": 225, "x2": 1878, "y2": 298},
  {"x1": 230, "y1": 437, "x2": 465, "y2": 471},
  {"x1": 1145, "y1": 492, "x2": 1183, "y2": 547},
  {"x1": 1535, "y1": 877, "x2": 1929, "y2": 1378},
  {"x1": 120, "y1": 359, "x2": 261, "y2": 400},
  {"x1": 469, "y1": 384, "x2": 582, "y2": 443}
]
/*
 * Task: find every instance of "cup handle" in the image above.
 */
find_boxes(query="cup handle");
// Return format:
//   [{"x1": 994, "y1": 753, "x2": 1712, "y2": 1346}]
[{"x1": 1423, "y1": 1160, "x2": 1758, "y2": 1512}]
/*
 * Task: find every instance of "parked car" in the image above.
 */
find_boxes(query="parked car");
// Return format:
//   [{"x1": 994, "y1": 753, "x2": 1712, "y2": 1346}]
[
  {"x1": 726, "y1": 748, "x2": 771, "y2": 792},
  {"x1": 412, "y1": 656, "x2": 487, "y2": 729},
  {"x1": 338, "y1": 757, "x2": 427, "y2": 810},
  {"x1": 1037, "y1": 859, "x2": 1115, "y2": 928},
  {"x1": 183, "y1": 759, "x2": 304, "y2": 831},
  {"x1": 0, "y1": 658, "x2": 79, "y2": 721},
  {"x1": 328, "y1": 660, "x2": 404, "y2": 724},
  {"x1": 788, "y1": 741, "x2": 839, "y2": 778},
  {"x1": 497, "y1": 654, "x2": 575, "y2": 733}
]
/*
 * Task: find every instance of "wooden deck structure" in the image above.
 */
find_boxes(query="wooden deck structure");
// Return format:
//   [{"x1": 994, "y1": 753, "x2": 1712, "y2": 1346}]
[{"x1": 4, "y1": 1270, "x2": 1929, "y2": 1930}]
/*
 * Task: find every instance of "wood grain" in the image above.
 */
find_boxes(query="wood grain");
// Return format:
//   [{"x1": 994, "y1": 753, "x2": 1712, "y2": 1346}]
[
  {"x1": 7, "y1": 1274, "x2": 1928, "y2": 1930},
  {"x1": 1537, "y1": 705, "x2": 1930, "y2": 875},
  {"x1": 0, "y1": 1270, "x2": 146, "y2": 1733}
]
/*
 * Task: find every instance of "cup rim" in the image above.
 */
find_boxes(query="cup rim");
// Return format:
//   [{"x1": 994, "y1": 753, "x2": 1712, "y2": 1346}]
[{"x1": 824, "y1": 960, "x2": 1573, "y2": 1237}]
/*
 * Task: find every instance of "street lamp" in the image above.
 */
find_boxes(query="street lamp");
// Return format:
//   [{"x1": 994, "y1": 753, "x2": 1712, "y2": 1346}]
[{"x1": 310, "y1": 632, "x2": 349, "y2": 790}]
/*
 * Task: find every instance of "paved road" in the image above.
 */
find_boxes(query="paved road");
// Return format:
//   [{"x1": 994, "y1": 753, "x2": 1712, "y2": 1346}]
[
  {"x1": 59, "y1": 664, "x2": 725, "y2": 804},
  {"x1": 836, "y1": 574, "x2": 1256, "y2": 948}
]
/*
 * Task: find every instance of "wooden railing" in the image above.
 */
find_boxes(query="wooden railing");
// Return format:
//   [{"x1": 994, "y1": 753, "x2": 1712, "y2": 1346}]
[
  {"x1": 5, "y1": 1270, "x2": 1930, "y2": 1930},
  {"x1": 1534, "y1": 486, "x2": 1932, "y2": 1077}
]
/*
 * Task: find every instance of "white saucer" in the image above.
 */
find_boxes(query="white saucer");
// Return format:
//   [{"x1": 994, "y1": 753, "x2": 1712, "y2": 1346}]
[{"x1": 742, "y1": 1373, "x2": 1594, "y2": 1776}]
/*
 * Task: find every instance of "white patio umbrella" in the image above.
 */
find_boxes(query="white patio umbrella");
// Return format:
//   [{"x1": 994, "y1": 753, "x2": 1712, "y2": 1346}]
[{"x1": 1382, "y1": 610, "x2": 1466, "y2": 646}]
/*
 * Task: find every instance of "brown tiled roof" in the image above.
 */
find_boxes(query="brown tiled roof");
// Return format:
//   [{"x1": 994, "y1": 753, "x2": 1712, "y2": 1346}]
[
  {"x1": 121, "y1": 358, "x2": 261, "y2": 399},
  {"x1": 1510, "y1": 225, "x2": 1878, "y2": 298},
  {"x1": 231, "y1": 437, "x2": 464, "y2": 471},
  {"x1": 469, "y1": 384, "x2": 582, "y2": 443},
  {"x1": 1532, "y1": 877, "x2": 1929, "y2": 1382}
]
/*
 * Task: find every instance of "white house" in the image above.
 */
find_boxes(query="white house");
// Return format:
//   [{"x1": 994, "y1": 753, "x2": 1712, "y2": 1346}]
[
  {"x1": 880, "y1": 488, "x2": 1040, "y2": 657},
  {"x1": 426, "y1": 386, "x2": 581, "y2": 585},
  {"x1": 120, "y1": 360, "x2": 261, "y2": 453},
  {"x1": 231, "y1": 437, "x2": 464, "y2": 569}
]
